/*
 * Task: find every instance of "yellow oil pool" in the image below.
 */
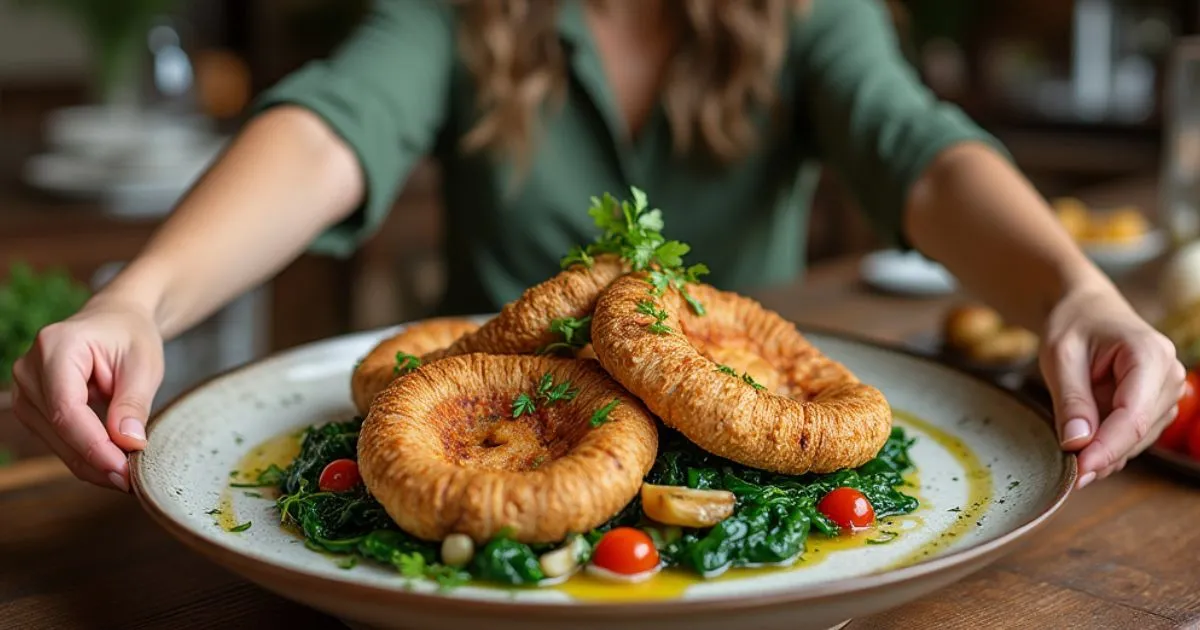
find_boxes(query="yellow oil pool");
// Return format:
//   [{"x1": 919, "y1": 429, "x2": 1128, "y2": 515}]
[{"x1": 216, "y1": 432, "x2": 302, "y2": 531}]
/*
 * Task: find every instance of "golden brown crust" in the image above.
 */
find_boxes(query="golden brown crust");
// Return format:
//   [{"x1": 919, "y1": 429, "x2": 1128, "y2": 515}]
[
  {"x1": 358, "y1": 354, "x2": 658, "y2": 544},
  {"x1": 436, "y1": 255, "x2": 626, "y2": 358},
  {"x1": 351, "y1": 318, "x2": 480, "y2": 415},
  {"x1": 590, "y1": 274, "x2": 892, "y2": 474}
]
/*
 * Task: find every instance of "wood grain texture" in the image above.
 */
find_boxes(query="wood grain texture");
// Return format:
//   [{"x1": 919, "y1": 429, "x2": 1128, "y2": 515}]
[{"x1": 2, "y1": 246, "x2": 1198, "y2": 629}]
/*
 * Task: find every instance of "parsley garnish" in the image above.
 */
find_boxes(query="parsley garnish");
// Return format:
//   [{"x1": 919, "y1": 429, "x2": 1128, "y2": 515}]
[
  {"x1": 229, "y1": 521, "x2": 252, "y2": 533},
  {"x1": 393, "y1": 352, "x2": 422, "y2": 376},
  {"x1": 337, "y1": 556, "x2": 359, "y2": 570},
  {"x1": 636, "y1": 299, "x2": 672, "y2": 335},
  {"x1": 427, "y1": 564, "x2": 471, "y2": 591},
  {"x1": 230, "y1": 463, "x2": 286, "y2": 488},
  {"x1": 560, "y1": 245, "x2": 595, "y2": 270},
  {"x1": 558, "y1": 187, "x2": 709, "y2": 314},
  {"x1": 715, "y1": 364, "x2": 766, "y2": 390},
  {"x1": 511, "y1": 372, "x2": 579, "y2": 418},
  {"x1": 742, "y1": 373, "x2": 766, "y2": 391},
  {"x1": 590, "y1": 398, "x2": 621, "y2": 427},
  {"x1": 396, "y1": 552, "x2": 426, "y2": 578},
  {"x1": 538, "y1": 315, "x2": 592, "y2": 355},
  {"x1": 511, "y1": 393, "x2": 537, "y2": 418}
]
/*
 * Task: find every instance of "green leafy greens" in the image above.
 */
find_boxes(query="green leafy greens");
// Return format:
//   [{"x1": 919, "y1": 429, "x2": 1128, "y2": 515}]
[{"x1": 267, "y1": 417, "x2": 918, "y2": 587}]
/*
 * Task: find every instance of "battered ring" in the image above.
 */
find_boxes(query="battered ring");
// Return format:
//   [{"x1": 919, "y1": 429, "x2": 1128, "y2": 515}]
[
  {"x1": 432, "y1": 255, "x2": 627, "y2": 359},
  {"x1": 350, "y1": 318, "x2": 480, "y2": 415},
  {"x1": 357, "y1": 353, "x2": 658, "y2": 543},
  {"x1": 590, "y1": 274, "x2": 892, "y2": 474}
]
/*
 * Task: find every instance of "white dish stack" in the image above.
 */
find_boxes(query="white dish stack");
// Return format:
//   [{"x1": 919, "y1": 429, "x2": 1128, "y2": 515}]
[{"x1": 23, "y1": 104, "x2": 226, "y2": 217}]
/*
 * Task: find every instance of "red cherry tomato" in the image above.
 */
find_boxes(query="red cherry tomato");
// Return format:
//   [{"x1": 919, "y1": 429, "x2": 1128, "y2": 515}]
[
  {"x1": 591, "y1": 527, "x2": 660, "y2": 575},
  {"x1": 1157, "y1": 370, "x2": 1200, "y2": 451},
  {"x1": 818, "y1": 487, "x2": 875, "y2": 531},
  {"x1": 1186, "y1": 414, "x2": 1200, "y2": 461},
  {"x1": 318, "y1": 458, "x2": 361, "y2": 492}
]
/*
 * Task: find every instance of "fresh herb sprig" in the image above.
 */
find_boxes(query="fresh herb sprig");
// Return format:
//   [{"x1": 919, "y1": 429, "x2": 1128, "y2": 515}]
[
  {"x1": 559, "y1": 187, "x2": 709, "y2": 315},
  {"x1": 636, "y1": 300, "x2": 672, "y2": 335},
  {"x1": 512, "y1": 372, "x2": 579, "y2": 418},
  {"x1": 589, "y1": 399, "x2": 621, "y2": 427},
  {"x1": 716, "y1": 364, "x2": 767, "y2": 391},
  {"x1": 537, "y1": 315, "x2": 592, "y2": 356},
  {"x1": 393, "y1": 352, "x2": 422, "y2": 376}
]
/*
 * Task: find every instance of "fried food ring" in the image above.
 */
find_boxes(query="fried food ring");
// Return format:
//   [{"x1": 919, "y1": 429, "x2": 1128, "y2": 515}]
[
  {"x1": 351, "y1": 318, "x2": 480, "y2": 415},
  {"x1": 431, "y1": 255, "x2": 626, "y2": 359},
  {"x1": 591, "y1": 274, "x2": 892, "y2": 474},
  {"x1": 358, "y1": 353, "x2": 658, "y2": 543}
]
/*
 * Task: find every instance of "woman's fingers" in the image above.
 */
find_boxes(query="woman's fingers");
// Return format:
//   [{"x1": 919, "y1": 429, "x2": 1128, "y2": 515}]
[
  {"x1": 11, "y1": 387, "x2": 115, "y2": 488},
  {"x1": 1077, "y1": 341, "x2": 1181, "y2": 485},
  {"x1": 1041, "y1": 334, "x2": 1100, "y2": 450},
  {"x1": 34, "y1": 336, "x2": 131, "y2": 489},
  {"x1": 104, "y1": 347, "x2": 162, "y2": 452}
]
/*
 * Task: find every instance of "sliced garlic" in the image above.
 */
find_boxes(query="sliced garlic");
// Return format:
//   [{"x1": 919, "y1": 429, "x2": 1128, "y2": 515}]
[
  {"x1": 538, "y1": 536, "x2": 588, "y2": 579},
  {"x1": 640, "y1": 483, "x2": 736, "y2": 528},
  {"x1": 440, "y1": 533, "x2": 475, "y2": 567}
]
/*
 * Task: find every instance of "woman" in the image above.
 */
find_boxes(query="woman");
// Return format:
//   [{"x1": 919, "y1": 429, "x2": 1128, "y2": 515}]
[{"x1": 10, "y1": 0, "x2": 1182, "y2": 493}]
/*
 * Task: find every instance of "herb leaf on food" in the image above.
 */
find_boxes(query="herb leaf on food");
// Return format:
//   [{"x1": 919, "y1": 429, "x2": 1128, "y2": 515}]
[{"x1": 590, "y1": 398, "x2": 621, "y2": 427}]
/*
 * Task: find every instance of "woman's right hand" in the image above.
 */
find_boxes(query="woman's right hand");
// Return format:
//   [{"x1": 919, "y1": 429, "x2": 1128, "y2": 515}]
[{"x1": 10, "y1": 295, "x2": 164, "y2": 492}]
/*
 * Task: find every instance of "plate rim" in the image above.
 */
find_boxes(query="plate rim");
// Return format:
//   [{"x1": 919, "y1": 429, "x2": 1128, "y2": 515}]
[{"x1": 130, "y1": 320, "x2": 1076, "y2": 617}]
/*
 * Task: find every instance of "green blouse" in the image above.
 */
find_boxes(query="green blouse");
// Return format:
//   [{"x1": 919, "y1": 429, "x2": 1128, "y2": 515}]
[{"x1": 255, "y1": 0, "x2": 999, "y2": 315}]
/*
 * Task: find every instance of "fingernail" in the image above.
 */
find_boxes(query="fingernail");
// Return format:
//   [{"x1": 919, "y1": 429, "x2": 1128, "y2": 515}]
[
  {"x1": 119, "y1": 417, "x2": 146, "y2": 442},
  {"x1": 108, "y1": 471, "x2": 130, "y2": 493},
  {"x1": 1077, "y1": 471, "x2": 1096, "y2": 489},
  {"x1": 1062, "y1": 418, "x2": 1092, "y2": 445}
]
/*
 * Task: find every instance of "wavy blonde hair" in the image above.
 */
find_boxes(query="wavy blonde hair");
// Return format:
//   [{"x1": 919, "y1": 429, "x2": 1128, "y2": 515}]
[{"x1": 457, "y1": 0, "x2": 809, "y2": 166}]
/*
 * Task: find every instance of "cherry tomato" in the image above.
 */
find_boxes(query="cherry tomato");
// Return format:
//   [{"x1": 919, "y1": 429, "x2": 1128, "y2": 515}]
[
  {"x1": 1157, "y1": 370, "x2": 1200, "y2": 451},
  {"x1": 818, "y1": 487, "x2": 875, "y2": 531},
  {"x1": 1186, "y1": 414, "x2": 1200, "y2": 461},
  {"x1": 318, "y1": 458, "x2": 361, "y2": 492},
  {"x1": 591, "y1": 527, "x2": 660, "y2": 575}
]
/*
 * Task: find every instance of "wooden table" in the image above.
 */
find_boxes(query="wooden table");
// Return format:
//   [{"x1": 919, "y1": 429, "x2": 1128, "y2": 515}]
[{"x1": 3, "y1": 256, "x2": 1199, "y2": 630}]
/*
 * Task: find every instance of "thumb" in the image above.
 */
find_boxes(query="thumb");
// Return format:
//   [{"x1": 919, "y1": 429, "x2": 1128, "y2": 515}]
[
  {"x1": 1041, "y1": 335, "x2": 1100, "y2": 450},
  {"x1": 106, "y1": 357, "x2": 163, "y2": 452}
]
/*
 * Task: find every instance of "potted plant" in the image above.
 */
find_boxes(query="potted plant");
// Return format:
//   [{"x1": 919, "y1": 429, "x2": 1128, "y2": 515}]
[
  {"x1": 11, "y1": 0, "x2": 179, "y2": 107},
  {"x1": 0, "y1": 263, "x2": 90, "y2": 461}
]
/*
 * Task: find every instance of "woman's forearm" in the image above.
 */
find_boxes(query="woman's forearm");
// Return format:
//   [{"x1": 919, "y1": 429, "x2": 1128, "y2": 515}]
[
  {"x1": 96, "y1": 106, "x2": 363, "y2": 339},
  {"x1": 903, "y1": 142, "x2": 1125, "y2": 331}
]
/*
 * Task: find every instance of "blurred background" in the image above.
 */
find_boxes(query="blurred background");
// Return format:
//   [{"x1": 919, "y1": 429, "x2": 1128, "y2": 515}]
[{"x1": 1, "y1": 0, "x2": 1198, "y2": 461}]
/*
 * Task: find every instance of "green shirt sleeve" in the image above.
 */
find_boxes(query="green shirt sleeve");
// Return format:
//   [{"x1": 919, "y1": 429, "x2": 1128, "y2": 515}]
[
  {"x1": 251, "y1": 0, "x2": 456, "y2": 257},
  {"x1": 796, "y1": 0, "x2": 1007, "y2": 247}
]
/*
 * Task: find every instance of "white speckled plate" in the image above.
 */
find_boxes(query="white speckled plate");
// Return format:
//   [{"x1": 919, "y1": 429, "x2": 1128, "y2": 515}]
[{"x1": 131, "y1": 322, "x2": 1074, "y2": 630}]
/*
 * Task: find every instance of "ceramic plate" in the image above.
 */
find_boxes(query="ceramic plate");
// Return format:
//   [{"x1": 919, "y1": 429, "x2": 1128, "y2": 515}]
[{"x1": 131, "y1": 323, "x2": 1075, "y2": 630}]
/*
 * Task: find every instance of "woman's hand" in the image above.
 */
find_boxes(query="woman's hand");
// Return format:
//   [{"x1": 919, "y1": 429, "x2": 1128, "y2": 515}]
[
  {"x1": 10, "y1": 296, "x2": 164, "y2": 492},
  {"x1": 1040, "y1": 284, "x2": 1185, "y2": 489}
]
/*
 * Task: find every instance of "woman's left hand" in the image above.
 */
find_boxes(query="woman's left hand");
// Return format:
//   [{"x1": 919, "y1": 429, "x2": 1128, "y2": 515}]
[{"x1": 1039, "y1": 283, "x2": 1185, "y2": 489}]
